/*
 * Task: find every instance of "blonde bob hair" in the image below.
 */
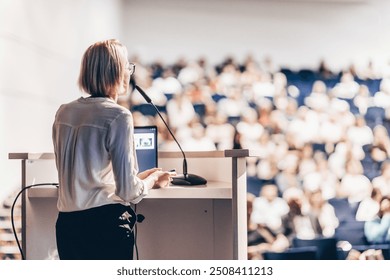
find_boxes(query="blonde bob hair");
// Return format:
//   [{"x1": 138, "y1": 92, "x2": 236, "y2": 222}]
[{"x1": 78, "y1": 39, "x2": 127, "y2": 97}]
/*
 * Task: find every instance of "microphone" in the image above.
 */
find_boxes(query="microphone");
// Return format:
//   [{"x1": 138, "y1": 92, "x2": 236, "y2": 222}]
[{"x1": 135, "y1": 85, "x2": 207, "y2": 186}]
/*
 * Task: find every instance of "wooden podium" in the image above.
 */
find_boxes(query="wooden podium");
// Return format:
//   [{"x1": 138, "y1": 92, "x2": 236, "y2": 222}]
[{"x1": 9, "y1": 150, "x2": 257, "y2": 260}]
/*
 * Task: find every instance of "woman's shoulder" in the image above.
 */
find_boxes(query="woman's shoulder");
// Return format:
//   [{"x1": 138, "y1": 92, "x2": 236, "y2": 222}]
[{"x1": 94, "y1": 98, "x2": 133, "y2": 117}]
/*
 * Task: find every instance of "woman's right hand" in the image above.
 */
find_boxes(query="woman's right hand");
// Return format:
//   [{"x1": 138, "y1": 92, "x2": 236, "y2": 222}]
[
  {"x1": 149, "y1": 170, "x2": 177, "y2": 189},
  {"x1": 138, "y1": 167, "x2": 161, "y2": 180}
]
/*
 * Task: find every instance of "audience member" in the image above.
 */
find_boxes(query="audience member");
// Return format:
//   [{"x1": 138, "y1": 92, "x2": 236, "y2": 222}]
[
  {"x1": 304, "y1": 80, "x2": 330, "y2": 112},
  {"x1": 356, "y1": 187, "x2": 382, "y2": 222},
  {"x1": 251, "y1": 184, "x2": 289, "y2": 235},
  {"x1": 346, "y1": 115, "x2": 373, "y2": 147},
  {"x1": 364, "y1": 196, "x2": 390, "y2": 244},
  {"x1": 275, "y1": 151, "x2": 301, "y2": 193},
  {"x1": 372, "y1": 125, "x2": 390, "y2": 158},
  {"x1": 166, "y1": 92, "x2": 196, "y2": 129},
  {"x1": 217, "y1": 86, "x2": 249, "y2": 120},
  {"x1": 332, "y1": 71, "x2": 360, "y2": 99},
  {"x1": 303, "y1": 152, "x2": 339, "y2": 200},
  {"x1": 247, "y1": 193, "x2": 289, "y2": 260},
  {"x1": 353, "y1": 85, "x2": 371, "y2": 115},
  {"x1": 236, "y1": 107, "x2": 264, "y2": 149},
  {"x1": 282, "y1": 195, "x2": 321, "y2": 243},
  {"x1": 373, "y1": 78, "x2": 390, "y2": 109},
  {"x1": 339, "y1": 159, "x2": 372, "y2": 203},
  {"x1": 205, "y1": 112, "x2": 235, "y2": 150},
  {"x1": 372, "y1": 160, "x2": 390, "y2": 196},
  {"x1": 307, "y1": 189, "x2": 339, "y2": 237},
  {"x1": 181, "y1": 122, "x2": 216, "y2": 151}
]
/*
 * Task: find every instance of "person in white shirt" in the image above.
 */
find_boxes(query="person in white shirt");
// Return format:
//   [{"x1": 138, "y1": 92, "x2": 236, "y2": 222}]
[
  {"x1": 372, "y1": 160, "x2": 390, "y2": 197},
  {"x1": 53, "y1": 39, "x2": 174, "y2": 260},
  {"x1": 205, "y1": 113, "x2": 235, "y2": 150},
  {"x1": 236, "y1": 107, "x2": 264, "y2": 149},
  {"x1": 339, "y1": 159, "x2": 372, "y2": 203},
  {"x1": 356, "y1": 188, "x2": 382, "y2": 222},
  {"x1": 251, "y1": 184, "x2": 289, "y2": 235},
  {"x1": 182, "y1": 122, "x2": 217, "y2": 151},
  {"x1": 346, "y1": 115, "x2": 373, "y2": 147},
  {"x1": 307, "y1": 189, "x2": 339, "y2": 237},
  {"x1": 332, "y1": 72, "x2": 360, "y2": 99},
  {"x1": 166, "y1": 92, "x2": 196, "y2": 129}
]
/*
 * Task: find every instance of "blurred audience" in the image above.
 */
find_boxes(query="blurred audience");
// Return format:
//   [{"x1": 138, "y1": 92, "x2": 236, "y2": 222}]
[{"x1": 127, "y1": 54, "x2": 390, "y2": 260}]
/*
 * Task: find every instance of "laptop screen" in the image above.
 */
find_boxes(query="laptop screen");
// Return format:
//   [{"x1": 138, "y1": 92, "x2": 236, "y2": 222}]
[{"x1": 134, "y1": 126, "x2": 158, "y2": 172}]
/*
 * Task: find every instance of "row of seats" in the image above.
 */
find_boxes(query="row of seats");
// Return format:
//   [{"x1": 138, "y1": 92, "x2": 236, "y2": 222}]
[
  {"x1": 280, "y1": 68, "x2": 381, "y2": 98},
  {"x1": 263, "y1": 237, "x2": 390, "y2": 260},
  {"x1": 248, "y1": 174, "x2": 388, "y2": 259},
  {"x1": 261, "y1": 196, "x2": 389, "y2": 260}
]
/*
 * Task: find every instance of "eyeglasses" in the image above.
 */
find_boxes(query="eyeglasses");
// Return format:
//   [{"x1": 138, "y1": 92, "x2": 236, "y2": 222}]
[{"x1": 127, "y1": 63, "x2": 136, "y2": 75}]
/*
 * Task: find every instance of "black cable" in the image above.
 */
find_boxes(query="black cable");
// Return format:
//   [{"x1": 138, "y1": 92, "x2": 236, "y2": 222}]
[
  {"x1": 10, "y1": 183, "x2": 59, "y2": 260},
  {"x1": 134, "y1": 203, "x2": 139, "y2": 260}
]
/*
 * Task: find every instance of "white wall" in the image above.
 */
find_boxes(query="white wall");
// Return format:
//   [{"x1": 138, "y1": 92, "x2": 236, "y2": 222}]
[
  {"x1": 123, "y1": 0, "x2": 390, "y2": 72},
  {"x1": 0, "y1": 0, "x2": 123, "y2": 201}
]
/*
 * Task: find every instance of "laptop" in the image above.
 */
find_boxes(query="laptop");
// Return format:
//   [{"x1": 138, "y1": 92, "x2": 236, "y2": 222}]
[{"x1": 134, "y1": 126, "x2": 158, "y2": 172}]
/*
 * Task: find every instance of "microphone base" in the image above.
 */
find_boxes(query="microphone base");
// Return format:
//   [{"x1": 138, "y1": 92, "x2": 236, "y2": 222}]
[{"x1": 171, "y1": 174, "x2": 207, "y2": 186}]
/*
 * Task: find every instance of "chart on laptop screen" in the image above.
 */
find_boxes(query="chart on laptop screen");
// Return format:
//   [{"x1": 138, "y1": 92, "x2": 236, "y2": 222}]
[{"x1": 134, "y1": 126, "x2": 158, "y2": 172}]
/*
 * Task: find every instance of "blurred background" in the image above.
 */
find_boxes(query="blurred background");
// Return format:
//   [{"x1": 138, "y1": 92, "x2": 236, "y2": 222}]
[{"x1": 1, "y1": 0, "x2": 390, "y2": 260}]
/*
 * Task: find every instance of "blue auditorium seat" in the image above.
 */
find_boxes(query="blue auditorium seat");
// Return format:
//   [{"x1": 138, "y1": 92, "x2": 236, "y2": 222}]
[
  {"x1": 263, "y1": 246, "x2": 318, "y2": 260},
  {"x1": 246, "y1": 176, "x2": 263, "y2": 196},
  {"x1": 164, "y1": 93, "x2": 174, "y2": 101},
  {"x1": 292, "y1": 237, "x2": 338, "y2": 260},
  {"x1": 280, "y1": 68, "x2": 296, "y2": 80},
  {"x1": 364, "y1": 78, "x2": 382, "y2": 96},
  {"x1": 335, "y1": 221, "x2": 368, "y2": 246},
  {"x1": 211, "y1": 94, "x2": 226, "y2": 103},
  {"x1": 328, "y1": 198, "x2": 359, "y2": 224},
  {"x1": 227, "y1": 116, "x2": 241, "y2": 126},
  {"x1": 323, "y1": 78, "x2": 340, "y2": 89},
  {"x1": 360, "y1": 156, "x2": 382, "y2": 181},
  {"x1": 246, "y1": 177, "x2": 276, "y2": 197},
  {"x1": 298, "y1": 69, "x2": 317, "y2": 82},
  {"x1": 288, "y1": 80, "x2": 313, "y2": 106},
  {"x1": 193, "y1": 103, "x2": 206, "y2": 119},
  {"x1": 132, "y1": 104, "x2": 166, "y2": 116},
  {"x1": 365, "y1": 106, "x2": 385, "y2": 129},
  {"x1": 132, "y1": 104, "x2": 156, "y2": 116},
  {"x1": 312, "y1": 143, "x2": 327, "y2": 154}
]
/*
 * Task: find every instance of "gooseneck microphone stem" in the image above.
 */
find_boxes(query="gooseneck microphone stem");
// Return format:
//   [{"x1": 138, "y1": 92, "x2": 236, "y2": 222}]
[{"x1": 135, "y1": 85, "x2": 188, "y2": 177}]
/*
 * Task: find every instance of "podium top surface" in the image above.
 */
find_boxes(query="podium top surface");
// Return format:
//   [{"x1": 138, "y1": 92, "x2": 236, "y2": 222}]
[
  {"x1": 27, "y1": 180, "x2": 232, "y2": 199},
  {"x1": 9, "y1": 149, "x2": 260, "y2": 160}
]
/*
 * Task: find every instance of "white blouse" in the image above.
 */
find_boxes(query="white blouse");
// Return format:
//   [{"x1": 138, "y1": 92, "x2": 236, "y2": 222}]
[{"x1": 52, "y1": 97, "x2": 151, "y2": 212}]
